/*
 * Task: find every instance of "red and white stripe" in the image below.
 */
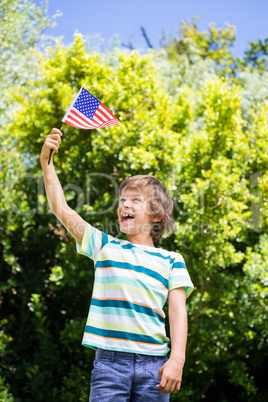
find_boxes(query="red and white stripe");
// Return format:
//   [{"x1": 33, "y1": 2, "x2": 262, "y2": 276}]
[{"x1": 62, "y1": 103, "x2": 117, "y2": 130}]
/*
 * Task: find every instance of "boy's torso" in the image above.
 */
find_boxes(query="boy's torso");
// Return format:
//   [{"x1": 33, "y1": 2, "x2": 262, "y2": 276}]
[
  {"x1": 84, "y1": 239, "x2": 175, "y2": 355},
  {"x1": 78, "y1": 224, "x2": 193, "y2": 355}
]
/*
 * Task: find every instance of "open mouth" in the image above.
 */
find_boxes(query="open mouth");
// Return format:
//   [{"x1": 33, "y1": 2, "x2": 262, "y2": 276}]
[{"x1": 121, "y1": 213, "x2": 135, "y2": 223}]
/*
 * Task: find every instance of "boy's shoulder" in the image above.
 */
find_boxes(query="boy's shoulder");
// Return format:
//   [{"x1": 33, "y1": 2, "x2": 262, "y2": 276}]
[
  {"x1": 111, "y1": 237, "x2": 184, "y2": 263},
  {"x1": 152, "y1": 246, "x2": 185, "y2": 262}
]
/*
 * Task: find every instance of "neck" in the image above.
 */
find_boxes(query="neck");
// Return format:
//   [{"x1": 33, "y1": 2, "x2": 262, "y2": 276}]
[{"x1": 127, "y1": 233, "x2": 155, "y2": 247}]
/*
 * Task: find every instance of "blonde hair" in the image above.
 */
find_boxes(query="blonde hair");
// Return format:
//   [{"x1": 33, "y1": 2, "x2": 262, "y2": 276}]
[{"x1": 118, "y1": 175, "x2": 175, "y2": 240}]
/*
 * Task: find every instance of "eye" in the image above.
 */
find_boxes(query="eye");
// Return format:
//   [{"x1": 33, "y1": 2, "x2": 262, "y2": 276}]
[
  {"x1": 133, "y1": 197, "x2": 141, "y2": 202},
  {"x1": 119, "y1": 198, "x2": 126, "y2": 203}
]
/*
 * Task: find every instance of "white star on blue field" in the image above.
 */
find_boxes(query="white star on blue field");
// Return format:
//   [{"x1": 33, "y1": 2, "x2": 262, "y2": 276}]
[{"x1": 73, "y1": 88, "x2": 101, "y2": 119}]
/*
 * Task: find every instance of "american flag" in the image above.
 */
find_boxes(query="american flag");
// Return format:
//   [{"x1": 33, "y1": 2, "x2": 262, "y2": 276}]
[{"x1": 62, "y1": 86, "x2": 118, "y2": 129}]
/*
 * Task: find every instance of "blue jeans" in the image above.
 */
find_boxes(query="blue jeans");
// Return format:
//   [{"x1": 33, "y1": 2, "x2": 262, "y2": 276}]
[{"x1": 89, "y1": 348, "x2": 170, "y2": 401}]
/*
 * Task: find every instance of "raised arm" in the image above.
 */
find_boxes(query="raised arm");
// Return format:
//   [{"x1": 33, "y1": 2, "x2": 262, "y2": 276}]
[{"x1": 40, "y1": 128, "x2": 87, "y2": 243}]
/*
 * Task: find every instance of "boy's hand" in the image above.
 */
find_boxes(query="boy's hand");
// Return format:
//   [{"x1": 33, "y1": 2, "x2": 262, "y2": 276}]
[
  {"x1": 40, "y1": 128, "x2": 62, "y2": 162},
  {"x1": 157, "y1": 357, "x2": 184, "y2": 394}
]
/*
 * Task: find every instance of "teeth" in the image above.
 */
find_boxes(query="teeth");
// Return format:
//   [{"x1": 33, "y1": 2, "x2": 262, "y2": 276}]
[{"x1": 122, "y1": 212, "x2": 134, "y2": 218}]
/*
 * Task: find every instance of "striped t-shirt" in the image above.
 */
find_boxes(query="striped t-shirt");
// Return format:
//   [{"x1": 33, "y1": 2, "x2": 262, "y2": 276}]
[{"x1": 77, "y1": 223, "x2": 194, "y2": 356}]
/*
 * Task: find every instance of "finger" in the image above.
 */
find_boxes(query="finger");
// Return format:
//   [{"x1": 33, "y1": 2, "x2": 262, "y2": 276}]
[
  {"x1": 47, "y1": 133, "x2": 62, "y2": 143},
  {"x1": 157, "y1": 377, "x2": 168, "y2": 394},
  {"x1": 46, "y1": 136, "x2": 61, "y2": 143},
  {"x1": 157, "y1": 386, "x2": 169, "y2": 395},
  {"x1": 168, "y1": 381, "x2": 177, "y2": 394},
  {"x1": 46, "y1": 145, "x2": 58, "y2": 154},
  {"x1": 50, "y1": 128, "x2": 62, "y2": 136},
  {"x1": 161, "y1": 379, "x2": 180, "y2": 394},
  {"x1": 46, "y1": 137, "x2": 61, "y2": 145},
  {"x1": 175, "y1": 381, "x2": 181, "y2": 392},
  {"x1": 158, "y1": 367, "x2": 163, "y2": 381},
  {"x1": 45, "y1": 139, "x2": 60, "y2": 150},
  {"x1": 45, "y1": 138, "x2": 61, "y2": 151},
  {"x1": 162, "y1": 379, "x2": 173, "y2": 394},
  {"x1": 45, "y1": 134, "x2": 61, "y2": 145}
]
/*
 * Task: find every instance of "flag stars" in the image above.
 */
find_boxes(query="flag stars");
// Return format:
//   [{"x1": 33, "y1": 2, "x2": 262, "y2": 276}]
[
  {"x1": 74, "y1": 88, "x2": 101, "y2": 119},
  {"x1": 63, "y1": 86, "x2": 117, "y2": 129}
]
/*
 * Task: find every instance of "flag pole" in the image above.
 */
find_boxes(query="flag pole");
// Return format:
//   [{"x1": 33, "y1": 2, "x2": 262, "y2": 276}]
[{"x1": 48, "y1": 121, "x2": 63, "y2": 165}]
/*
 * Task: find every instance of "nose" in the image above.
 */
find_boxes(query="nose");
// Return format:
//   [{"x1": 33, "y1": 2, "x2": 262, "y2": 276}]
[{"x1": 122, "y1": 198, "x2": 131, "y2": 208}]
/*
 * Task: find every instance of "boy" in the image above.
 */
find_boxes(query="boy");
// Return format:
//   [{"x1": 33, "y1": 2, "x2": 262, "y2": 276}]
[{"x1": 40, "y1": 128, "x2": 194, "y2": 401}]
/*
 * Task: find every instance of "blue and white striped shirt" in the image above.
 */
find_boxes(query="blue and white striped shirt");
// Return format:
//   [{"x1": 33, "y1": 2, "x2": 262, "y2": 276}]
[{"x1": 77, "y1": 223, "x2": 194, "y2": 356}]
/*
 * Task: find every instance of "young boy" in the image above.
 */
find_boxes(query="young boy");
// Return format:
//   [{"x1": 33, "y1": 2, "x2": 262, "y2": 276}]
[{"x1": 41, "y1": 128, "x2": 194, "y2": 401}]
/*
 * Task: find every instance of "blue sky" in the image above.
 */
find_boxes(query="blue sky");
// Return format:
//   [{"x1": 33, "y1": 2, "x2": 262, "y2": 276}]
[{"x1": 46, "y1": 0, "x2": 268, "y2": 56}]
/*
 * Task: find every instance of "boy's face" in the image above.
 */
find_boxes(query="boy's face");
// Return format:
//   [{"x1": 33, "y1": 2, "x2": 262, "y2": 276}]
[{"x1": 117, "y1": 188, "x2": 157, "y2": 237}]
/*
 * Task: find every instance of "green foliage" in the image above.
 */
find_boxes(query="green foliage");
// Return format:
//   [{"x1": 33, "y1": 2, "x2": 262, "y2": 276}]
[
  {"x1": 0, "y1": 0, "x2": 55, "y2": 127},
  {"x1": 1, "y1": 14, "x2": 268, "y2": 402},
  {"x1": 162, "y1": 16, "x2": 268, "y2": 78},
  {"x1": 244, "y1": 38, "x2": 268, "y2": 72},
  {"x1": 163, "y1": 16, "x2": 239, "y2": 77}
]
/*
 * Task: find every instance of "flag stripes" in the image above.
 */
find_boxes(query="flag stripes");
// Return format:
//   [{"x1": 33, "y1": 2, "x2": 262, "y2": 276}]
[{"x1": 61, "y1": 87, "x2": 118, "y2": 130}]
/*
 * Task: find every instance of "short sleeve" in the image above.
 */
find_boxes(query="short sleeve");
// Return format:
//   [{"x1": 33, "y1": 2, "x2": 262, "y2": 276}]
[
  {"x1": 76, "y1": 223, "x2": 114, "y2": 261},
  {"x1": 169, "y1": 253, "x2": 194, "y2": 298}
]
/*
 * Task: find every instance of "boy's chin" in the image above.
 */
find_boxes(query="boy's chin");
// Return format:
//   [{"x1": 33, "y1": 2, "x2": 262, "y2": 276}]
[
  {"x1": 119, "y1": 223, "x2": 136, "y2": 235},
  {"x1": 119, "y1": 226, "x2": 133, "y2": 235},
  {"x1": 119, "y1": 221, "x2": 152, "y2": 236}
]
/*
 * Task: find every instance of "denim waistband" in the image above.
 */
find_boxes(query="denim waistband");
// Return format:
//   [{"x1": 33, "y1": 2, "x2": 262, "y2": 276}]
[{"x1": 95, "y1": 348, "x2": 167, "y2": 362}]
